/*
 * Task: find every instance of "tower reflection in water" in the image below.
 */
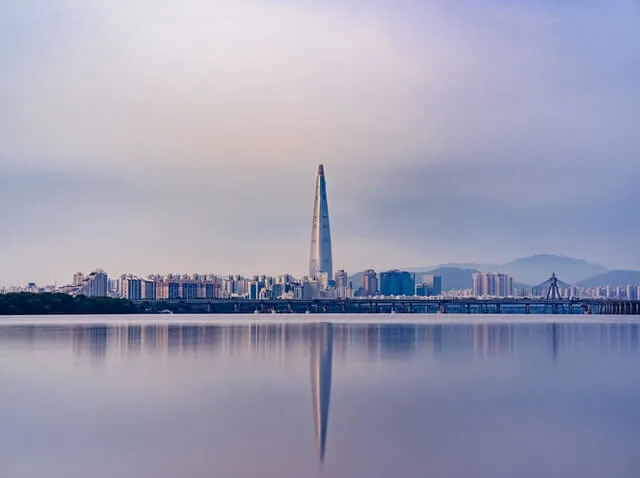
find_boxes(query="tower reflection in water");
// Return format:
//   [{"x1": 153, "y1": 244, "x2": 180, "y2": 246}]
[
  {"x1": 310, "y1": 322, "x2": 333, "y2": 464},
  {"x1": 1, "y1": 320, "x2": 640, "y2": 467}
]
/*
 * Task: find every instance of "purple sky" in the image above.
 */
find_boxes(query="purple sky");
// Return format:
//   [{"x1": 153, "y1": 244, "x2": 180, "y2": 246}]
[{"x1": 1, "y1": 0, "x2": 639, "y2": 285}]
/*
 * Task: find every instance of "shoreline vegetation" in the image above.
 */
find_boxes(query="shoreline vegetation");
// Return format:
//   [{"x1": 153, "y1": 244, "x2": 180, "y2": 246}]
[{"x1": 0, "y1": 293, "x2": 138, "y2": 315}]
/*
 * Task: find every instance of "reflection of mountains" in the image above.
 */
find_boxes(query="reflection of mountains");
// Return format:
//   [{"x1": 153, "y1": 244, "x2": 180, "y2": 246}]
[{"x1": 0, "y1": 322, "x2": 638, "y2": 361}]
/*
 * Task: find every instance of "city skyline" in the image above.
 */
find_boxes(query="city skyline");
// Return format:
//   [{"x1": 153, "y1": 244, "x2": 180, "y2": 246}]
[
  {"x1": 2, "y1": 252, "x2": 640, "y2": 292},
  {"x1": 7, "y1": 265, "x2": 640, "y2": 304},
  {"x1": 1, "y1": 1, "x2": 639, "y2": 286}
]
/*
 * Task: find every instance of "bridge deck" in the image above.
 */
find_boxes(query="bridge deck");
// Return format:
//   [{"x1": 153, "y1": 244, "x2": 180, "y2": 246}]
[{"x1": 131, "y1": 298, "x2": 640, "y2": 315}]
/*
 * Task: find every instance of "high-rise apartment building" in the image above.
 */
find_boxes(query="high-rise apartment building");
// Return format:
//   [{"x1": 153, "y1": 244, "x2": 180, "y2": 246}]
[
  {"x1": 79, "y1": 270, "x2": 108, "y2": 297},
  {"x1": 121, "y1": 275, "x2": 142, "y2": 300},
  {"x1": 362, "y1": 269, "x2": 378, "y2": 296},
  {"x1": 309, "y1": 164, "x2": 333, "y2": 280},
  {"x1": 625, "y1": 285, "x2": 637, "y2": 299},
  {"x1": 108, "y1": 278, "x2": 120, "y2": 297},
  {"x1": 334, "y1": 269, "x2": 352, "y2": 298},
  {"x1": 248, "y1": 281, "x2": 260, "y2": 300},
  {"x1": 334, "y1": 270, "x2": 348, "y2": 288},
  {"x1": 472, "y1": 273, "x2": 481, "y2": 296},
  {"x1": 142, "y1": 280, "x2": 157, "y2": 300},
  {"x1": 472, "y1": 272, "x2": 513, "y2": 297},
  {"x1": 156, "y1": 278, "x2": 180, "y2": 299},
  {"x1": 181, "y1": 281, "x2": 199, "y2": 299}
]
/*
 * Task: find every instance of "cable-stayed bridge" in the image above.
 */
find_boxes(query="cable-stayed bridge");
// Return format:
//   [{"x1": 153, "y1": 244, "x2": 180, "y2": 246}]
[{"x1": 529, "y1": 273, "x2": 572, "y2": 300}]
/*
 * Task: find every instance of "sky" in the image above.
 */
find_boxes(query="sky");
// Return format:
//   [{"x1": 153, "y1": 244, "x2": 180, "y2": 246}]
[{"x1": 1, "y1": 0, "x2": 639, "y2": 285}]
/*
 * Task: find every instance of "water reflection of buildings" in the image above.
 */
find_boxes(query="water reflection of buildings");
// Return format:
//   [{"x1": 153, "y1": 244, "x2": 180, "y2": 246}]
[
  {"x1": 310, "y1": 323, "x2": 332, "y2": 463},
  {"x1": 472, "y1": 324, "x2": 515, "y2": 358},
  {"x1": 0, "y1": 322, "x2": 638, "y2": 362},
  {"x1": 1, "y1": 321, "x2": 640, "y2": 466}
]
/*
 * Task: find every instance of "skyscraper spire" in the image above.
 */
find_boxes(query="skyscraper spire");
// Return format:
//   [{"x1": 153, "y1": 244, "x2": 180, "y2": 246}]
[{"x1": 309, "y1": 164, "x2": 333, "y2": 279}]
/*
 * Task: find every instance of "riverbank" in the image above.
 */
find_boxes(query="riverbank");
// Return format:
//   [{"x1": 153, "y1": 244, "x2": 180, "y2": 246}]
[{"x1": 0, "y1": 293, "x2": 137, "y2": 315}]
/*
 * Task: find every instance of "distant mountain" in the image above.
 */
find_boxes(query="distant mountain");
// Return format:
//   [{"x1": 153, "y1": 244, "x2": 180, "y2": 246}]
[
  {"x1": 352, "y1": 254, "x2": 610, "y2": 290},
  {"x1": 576, "y1": 270, "x2": 640, "y2": 288},
  {"x1": 414, "y1": 267, "x2": 531, "y2": 291},
  {"x1": 348, "y1": 271, "x2": 365, "y2": 289},
  {"x1": 499, "y1": 255, "x2": 608, "y2": 285},
  {"x1": 406, "y1": 255, "x2": 607, "y2": 285},
  {"x1": 418, "y1": 267, "x2": 477, "y2": 291},
  {"x1": 405, "y1": 263, "x2": 489, "y2": 273}
]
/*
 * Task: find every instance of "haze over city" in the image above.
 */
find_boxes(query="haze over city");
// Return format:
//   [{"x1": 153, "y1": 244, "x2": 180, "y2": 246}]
[{"x1": 1, "y1": 0, "x2": 639, "y2": 286}]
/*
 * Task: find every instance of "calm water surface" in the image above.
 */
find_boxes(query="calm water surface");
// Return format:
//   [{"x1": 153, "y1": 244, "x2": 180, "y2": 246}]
[{"x1": 0, "y1": 315, "x2": 639, "y2": 478}]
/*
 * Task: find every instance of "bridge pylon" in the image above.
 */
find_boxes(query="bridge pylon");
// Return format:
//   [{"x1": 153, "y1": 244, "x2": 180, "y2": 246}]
[{"x1": 545, "y1": 273, "x2": 563, "y2": 300}]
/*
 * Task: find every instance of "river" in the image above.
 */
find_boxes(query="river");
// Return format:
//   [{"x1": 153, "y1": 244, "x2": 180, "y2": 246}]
[{"x1": 0, "y1": 315, "x2": 638, "y2": 477}]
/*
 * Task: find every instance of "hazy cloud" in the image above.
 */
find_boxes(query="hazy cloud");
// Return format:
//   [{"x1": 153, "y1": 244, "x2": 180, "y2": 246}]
[{"x1": 0, "y1": 0, "x2": 638, "y2": 284}]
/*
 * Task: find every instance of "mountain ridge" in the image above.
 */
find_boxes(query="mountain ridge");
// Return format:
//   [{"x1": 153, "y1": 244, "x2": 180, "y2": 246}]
[
  {"x1": 350, "y1": 254, "x2": 618, "y2": 291},
  {"x1": 402, "y1": 254, "x2": 608, "y2": 285},
  {"x1": 575, "y1": 270, "x2": 640, "y2": 288}
]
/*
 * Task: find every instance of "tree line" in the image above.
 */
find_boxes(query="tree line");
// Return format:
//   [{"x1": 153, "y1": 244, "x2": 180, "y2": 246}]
[{"x1": 0, "y1": 293, "x2": 139, "y2": 315}]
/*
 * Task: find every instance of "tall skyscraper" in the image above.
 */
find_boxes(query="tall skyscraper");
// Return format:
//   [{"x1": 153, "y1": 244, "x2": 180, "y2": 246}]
[{"x1": 309, "y1": 164, "x2": 333, "y2": 279}]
